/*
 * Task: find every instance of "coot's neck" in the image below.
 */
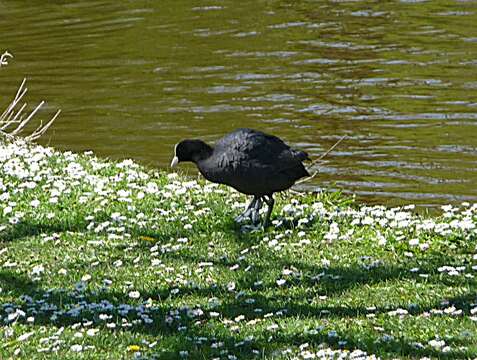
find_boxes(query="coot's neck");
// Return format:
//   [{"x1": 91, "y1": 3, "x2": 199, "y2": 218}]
[{"x1": 192, "y1": 143, "x2": 214, "y2": 164}]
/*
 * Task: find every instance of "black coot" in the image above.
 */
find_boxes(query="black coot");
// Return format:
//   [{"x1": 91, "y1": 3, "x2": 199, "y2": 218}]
[{"x1": 171, "y1": 128, "x2": 310, "y2": 227}]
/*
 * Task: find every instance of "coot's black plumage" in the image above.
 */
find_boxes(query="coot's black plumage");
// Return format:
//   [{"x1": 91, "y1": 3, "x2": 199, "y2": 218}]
[{"x1": 171, "y1": 128, "x2": 310, "y2": 227}]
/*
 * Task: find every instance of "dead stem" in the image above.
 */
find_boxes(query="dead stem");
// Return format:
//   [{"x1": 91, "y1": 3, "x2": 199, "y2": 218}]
[
  {"x1": 295, "y1": 135, "x2": 347, "y2": 185},
  {"x1": 0, "y1": 78, "x2": 60, "y2": 141}
]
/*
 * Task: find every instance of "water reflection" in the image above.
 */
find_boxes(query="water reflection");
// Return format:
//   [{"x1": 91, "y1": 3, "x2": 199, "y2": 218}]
[{"x1": 1, "y1": 0, "x2": 477, "y2": 206}]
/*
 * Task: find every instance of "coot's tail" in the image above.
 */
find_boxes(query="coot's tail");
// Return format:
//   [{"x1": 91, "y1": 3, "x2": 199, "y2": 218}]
[{"x1": 292, "y1": 149, "x2": 311, "y2": 162}]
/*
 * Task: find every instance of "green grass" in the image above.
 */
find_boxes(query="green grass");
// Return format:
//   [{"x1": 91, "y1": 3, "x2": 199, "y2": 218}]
[{"x1": 1, "y1": 138, "x2": 477, "y2": 359}]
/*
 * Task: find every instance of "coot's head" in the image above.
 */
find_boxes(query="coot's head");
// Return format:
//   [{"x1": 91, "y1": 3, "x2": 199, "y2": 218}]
[{"x1": 171, "y1": 139, "x2": 213, "y2": 167}]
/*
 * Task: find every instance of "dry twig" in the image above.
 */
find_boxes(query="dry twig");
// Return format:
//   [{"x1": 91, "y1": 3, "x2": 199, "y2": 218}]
[
  {"x1": 296, "y1": 135, "x2": 347, "y2": 184},
  {"x1": 0, "y1": 78, "x2": 61, "y2": 141},
  {"x1": 0, "y1": 51, "x2": 13, "y2": 68}
]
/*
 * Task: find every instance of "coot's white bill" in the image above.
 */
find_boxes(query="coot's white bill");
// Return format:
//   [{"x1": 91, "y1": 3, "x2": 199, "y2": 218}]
[{"x1": 170, "y1": 156, "x2": 179, "y2": 167}]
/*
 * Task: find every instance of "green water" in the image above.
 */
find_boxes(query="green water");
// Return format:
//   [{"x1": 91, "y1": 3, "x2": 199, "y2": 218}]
[{"x1": 2, "y1": 0, "x2": 477, "y2": 206}]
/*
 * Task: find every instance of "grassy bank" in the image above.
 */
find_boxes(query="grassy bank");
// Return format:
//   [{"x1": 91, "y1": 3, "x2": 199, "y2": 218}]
[{"x1": 1, "y1": 138, "x2": 476, "y2": 359}]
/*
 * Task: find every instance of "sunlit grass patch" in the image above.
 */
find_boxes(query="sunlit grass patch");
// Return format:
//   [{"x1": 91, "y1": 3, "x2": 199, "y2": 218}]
[{"x1": 1, "y1": 138, "x2": 477, "y2": 359}]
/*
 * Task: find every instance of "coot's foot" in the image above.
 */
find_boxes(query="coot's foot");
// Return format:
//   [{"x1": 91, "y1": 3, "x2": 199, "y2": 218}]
[
  {"x1": 234, "y1": 210, "x2": 251, "y2": 223},
  {"x1": 240, "y1": 224, "x2": 262, "y2": 233},
  {"x1": 236, "y1": 196, "x2": 274, "y2": 228},
  {"x1": 235, "y1": 196, "x2": 258, "y2": 223},
  {"x1": 251, "y1": 197, "x2": 263, "y2": 225},
  {"x1": 262, "y1": 195, "x2": 275, "y2": 228}
]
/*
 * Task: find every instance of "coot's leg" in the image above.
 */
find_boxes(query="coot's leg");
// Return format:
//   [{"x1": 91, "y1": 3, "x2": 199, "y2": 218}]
[
  {"x1": 251, "y1": 197, "x2": 263, "y2": 225},
  {"x1": 262, "y1": 194, "x2": 275, "y2": 228},
  {"x1": 235, "y1": 196, "x2": 257, "y2": 223}
]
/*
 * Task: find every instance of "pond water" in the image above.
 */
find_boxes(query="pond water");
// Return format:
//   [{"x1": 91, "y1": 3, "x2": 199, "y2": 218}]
[{"x1": 2, "y1": 0, "x2": 477, "y2": 207}]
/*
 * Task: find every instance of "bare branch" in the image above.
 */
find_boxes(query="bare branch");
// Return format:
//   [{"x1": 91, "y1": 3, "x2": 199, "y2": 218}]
[
  {"x1": 27, "y1": 109, "x2": 61, "y2": 141},
  {"x1": 309, "y1": 135, "x2": 347, "y2": 167},
  {"x1": 0, "y1": 78, "x2": 27, "y2": 122},
  {"x1": 1, "y1": 78, "x2": 60, "y2": 141},
  {"x1": 296, "y1": 135, "x2": 347, "y2": 185},
  {"x1": 0, "y1": 51, "x2": 13, "y2": 68},
  {"x1": 10, "y1": 101, "x2": 45, "y2": 136}
]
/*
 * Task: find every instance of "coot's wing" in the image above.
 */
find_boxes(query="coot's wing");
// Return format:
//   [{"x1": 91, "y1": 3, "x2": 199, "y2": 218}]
[
  {"x1": 215, "y1": 129, "x2": 294, "y2": 168},
  {"x1": 209, "y1": 129, "x2": 309, "y2": 193}
]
